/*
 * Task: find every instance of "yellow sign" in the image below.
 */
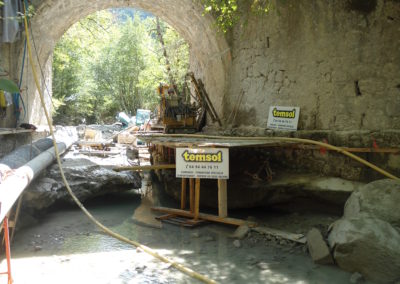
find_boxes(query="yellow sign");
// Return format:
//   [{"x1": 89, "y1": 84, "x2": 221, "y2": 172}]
[
  {"x1": 176, "y1": 148, "x2": 229, "y2": 179},
  {"x1": 182, "y1": 150, "x2": 223, "y2": 163},
  {"x1": 267, "y1": 106, "x2": 300, "y2": 131},
  {"x1": 272, "y1": 108, "x2": 296, "y2": 119}
]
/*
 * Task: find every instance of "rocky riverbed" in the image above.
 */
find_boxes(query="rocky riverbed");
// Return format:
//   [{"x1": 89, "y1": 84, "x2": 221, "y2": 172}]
[
  {"x1": 4, "y1": 186, "x2": 356, "y2": 284},
  {"x1": 4, "y1": 127, "x2": 399, "y2": 283}
]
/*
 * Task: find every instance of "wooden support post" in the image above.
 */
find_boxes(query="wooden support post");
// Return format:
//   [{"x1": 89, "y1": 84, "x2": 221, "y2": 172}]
[
  {"x1": 189, "y1": 178, "x2": 195, "y2": 213},
  {"x1": 168, "y1": 148, "x2": 172, "y2": 164},
  {"x1": 194, "y1": 178, "x2": 200, "y2": 220},
  {"x1": 218, "y1": 179, "x2": 228, "y2": 218},
  {"x1": 180, "y1": 178, "x2": 187, "y2": 210}
]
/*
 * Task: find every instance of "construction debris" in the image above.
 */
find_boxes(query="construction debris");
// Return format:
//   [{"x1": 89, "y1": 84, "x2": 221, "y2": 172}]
[
  {"x1": 77, "y1": 141, "x2": 112, "y2": 150},
  {"x1": 118, "y1": 132, "x2": 137, "y2": 144},
  {"x1": 83, "y1": 128, "x2": 102, "y2": 142},
  {"x1": 252, "y1": 226, "x2": 307, "y2": 244},
  {"x1": 306, "y1": 228, "x2": 334, "y2": 265},
  {"x1": 77, "y1": 150, "x2": 121, "y2": 157}
]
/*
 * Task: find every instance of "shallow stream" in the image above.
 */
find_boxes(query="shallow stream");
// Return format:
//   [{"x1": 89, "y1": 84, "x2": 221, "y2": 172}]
[{"x1": 2, "y1": 179, "x2": 353, "y2": 284}]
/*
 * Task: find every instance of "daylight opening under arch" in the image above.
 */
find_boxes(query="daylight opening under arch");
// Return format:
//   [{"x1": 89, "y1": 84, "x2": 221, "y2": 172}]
[
  {"x1": 25, "y1": 0, "x2": 229, "y2": 125},
  {"x1": 52, "y1": 9, "x2": 191, "y2": 125}
]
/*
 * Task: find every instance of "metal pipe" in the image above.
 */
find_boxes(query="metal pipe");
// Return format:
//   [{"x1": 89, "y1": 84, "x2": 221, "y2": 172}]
[
  {"x1": 0, "y1": 142, "x2": 68, "y2": 222},
  {"x1": 0, "y1": 138, "x2": 54, "y2": 169}
]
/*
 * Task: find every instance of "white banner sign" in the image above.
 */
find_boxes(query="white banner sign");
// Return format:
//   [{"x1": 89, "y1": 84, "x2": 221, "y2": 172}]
[
  {"x1": 267, "y1": 106, "x2": 300, "y2": 131},
  {"x1": 176, "y1": 148, "x2": 229, "y2": 179}
]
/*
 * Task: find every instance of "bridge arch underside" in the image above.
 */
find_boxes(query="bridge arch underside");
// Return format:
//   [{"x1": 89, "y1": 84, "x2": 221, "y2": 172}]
[{"x1": 26, "y1": 0, "x2": 229, "y2": 125}]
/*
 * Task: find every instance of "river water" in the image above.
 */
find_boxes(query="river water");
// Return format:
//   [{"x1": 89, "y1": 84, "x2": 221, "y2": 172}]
[{"x1": 2, "y1": 177, "x2": 353, "y2": 284}]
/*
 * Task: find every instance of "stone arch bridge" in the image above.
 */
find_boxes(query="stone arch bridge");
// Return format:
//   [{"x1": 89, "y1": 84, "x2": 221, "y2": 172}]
[{"x1": 24, "y1": 0, "x2": 229, "y2": 124}]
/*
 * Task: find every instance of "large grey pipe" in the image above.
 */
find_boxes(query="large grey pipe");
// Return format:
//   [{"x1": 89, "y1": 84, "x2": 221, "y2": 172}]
[
  {"x1": 0, "y1": 142, "x2": 67, "y2": 222},
  {"x1": 0, "y1": 138, "x2": 54, "y2": 169},
  {"x1": 0, "y1": 126, "x2": 77, "y2": 222}
]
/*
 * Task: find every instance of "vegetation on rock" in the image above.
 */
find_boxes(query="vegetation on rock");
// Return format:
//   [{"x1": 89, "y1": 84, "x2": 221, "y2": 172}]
[{"x1": 201, "y1": 0, "x2": 274, "y2": 32}]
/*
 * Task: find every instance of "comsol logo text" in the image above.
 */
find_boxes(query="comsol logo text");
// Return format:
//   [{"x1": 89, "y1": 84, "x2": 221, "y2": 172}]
[
  {"x1": 272, "y1": 108, "x2": 296, "y2": 119},
  {"x1": 182, "y1": 150, "x2": 223, "y2": 163}
]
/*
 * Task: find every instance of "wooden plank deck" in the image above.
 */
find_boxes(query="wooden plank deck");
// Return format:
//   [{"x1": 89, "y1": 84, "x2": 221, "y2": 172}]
[
  {"x1": 137, "y1": 133, "x2": 400, "y2": 153},
  {"x1": 137, "y1": 133, "x2": 297, "y2": 148},
  {"x1": 0, "y1": 128, "x2": 33, "y2": 136}
]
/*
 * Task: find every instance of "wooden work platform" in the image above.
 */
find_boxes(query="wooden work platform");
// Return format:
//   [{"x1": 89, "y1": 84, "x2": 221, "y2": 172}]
[
  {"x1": 137, "y1": 133, "x2": 297, "y2": 148},
  {"x1": 140, "y1": 134, "x2": 311, "y2": 228},
  {"x1": 137, "y1": 134, "x2": 264, "y2": 227},
  {"x1": 139, "y1": 133, "x2": 399, "y2": 228},
  {"x1": 137, "y1": 133, "x2": 400, "y2": 153}
]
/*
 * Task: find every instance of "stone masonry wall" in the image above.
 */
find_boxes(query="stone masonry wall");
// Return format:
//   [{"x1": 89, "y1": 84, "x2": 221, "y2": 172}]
[{"x1": 226, "y1": 0, "x2": 400, "y2": 131}]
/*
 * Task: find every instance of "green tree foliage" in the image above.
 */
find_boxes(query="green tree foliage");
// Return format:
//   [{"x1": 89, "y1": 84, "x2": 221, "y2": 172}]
[
  {"x1": 201, "y1": 0, "x2": 273, "y2": 32},
  {"x1": 202, "y1": 0, "x2": 239, "y2": 33},
  {"x1": 52, "y1": 11, "x2": 115, "y2": 124},
  {"x1": 52, "y1": 30, "x2": 83, "y2": 122},
  {"x1": 151, "y1": 19, "x2": 190, "y2": 92},
  {"x1": 92, "y1": 17, "x2": 146, "y2": 119},
  {"x1": 52, "y1": 9, "x2": 189, "y2": 125}
]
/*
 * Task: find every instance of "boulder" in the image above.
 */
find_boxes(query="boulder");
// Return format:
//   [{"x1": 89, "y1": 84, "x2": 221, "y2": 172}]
[
  {"x1": 328, "y1": 217, "x2": 400, "y2": 284},
  {"x1": 24, "y1": 158, "x2": 141, "y2": 211},
  {"x1": 344, "y1": 179, "x2": 400, "y2": 229},
  {"x1": 23, "y1": 177, "x2": 61, "y2": 210}
]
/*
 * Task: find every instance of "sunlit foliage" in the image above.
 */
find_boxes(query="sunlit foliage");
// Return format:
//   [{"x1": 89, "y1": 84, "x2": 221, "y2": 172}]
[
  {"x1": 52, "y1": 9, "x2": 189, "y2": 125},
  {"x1": 201, "y1": 0, "x2": 273, "y2": 32}
]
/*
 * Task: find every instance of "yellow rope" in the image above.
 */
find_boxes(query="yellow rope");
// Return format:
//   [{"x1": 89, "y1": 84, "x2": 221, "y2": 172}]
[
  {"x1": 23, "y1": 6, "x2": 216, "y2": 284},
  {"x1": 146, "y1": 133, "x2": 399, "y2": 180}
]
